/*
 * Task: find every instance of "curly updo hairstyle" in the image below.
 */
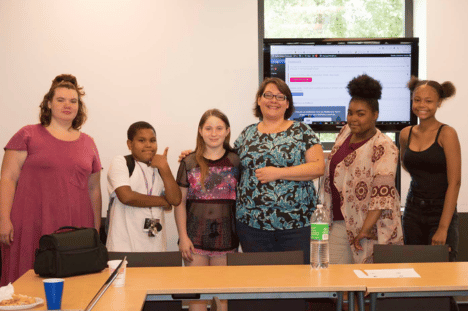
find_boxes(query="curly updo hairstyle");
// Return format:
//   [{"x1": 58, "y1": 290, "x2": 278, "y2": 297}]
[
  {"x1": 39, "y1": 74, "x2": 87, "y2": 130},
  {"x1": 407, "y1": 76, "x2": 456, "y2": 102},
  {"x1": 347, "y1": 74, "x2": 382, "y2": 112}
]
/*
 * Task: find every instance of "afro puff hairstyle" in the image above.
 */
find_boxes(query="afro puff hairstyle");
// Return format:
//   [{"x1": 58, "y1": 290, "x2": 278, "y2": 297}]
[
  {"x1": 407, "y1": 76, "x2": 456, "y2": 102},
  {"x1": 347, "y1": 74, "x2": 382, "y2": 112}
]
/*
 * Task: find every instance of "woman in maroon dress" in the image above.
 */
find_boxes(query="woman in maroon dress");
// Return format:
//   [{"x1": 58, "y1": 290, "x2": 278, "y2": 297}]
[{"x1": 0, "y1": 74, "x2": 102, "y2": 285}]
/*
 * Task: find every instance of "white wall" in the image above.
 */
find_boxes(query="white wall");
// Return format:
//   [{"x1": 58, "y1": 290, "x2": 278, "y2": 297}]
[
  {"x1": 424, "y1": 0, "x2": 468, "y2": 212},
  {"x1": 0, "y1": 0, "x2": 259, "y2": 250}
]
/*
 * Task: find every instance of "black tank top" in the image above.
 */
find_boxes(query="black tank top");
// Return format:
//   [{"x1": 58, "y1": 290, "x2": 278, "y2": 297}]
[{"x1": 403, "y1": 125, "x2": 447, "y2": 199}]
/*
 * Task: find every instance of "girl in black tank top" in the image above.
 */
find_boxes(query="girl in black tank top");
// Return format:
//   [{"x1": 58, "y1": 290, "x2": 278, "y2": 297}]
[
  {"x1": 403, "y1": 124, "x2": 447, "y2": 199},
  {"x1": 400, "y1": 76, "x2": 460, "y2": 262}
]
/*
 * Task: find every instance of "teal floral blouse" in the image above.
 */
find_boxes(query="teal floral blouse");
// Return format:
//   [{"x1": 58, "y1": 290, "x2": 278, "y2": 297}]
[{"x1": 234, "y1": 122, "x2": 321, "y2": 231}]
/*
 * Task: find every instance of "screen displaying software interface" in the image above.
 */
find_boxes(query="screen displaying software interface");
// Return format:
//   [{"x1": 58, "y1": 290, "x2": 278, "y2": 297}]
[{"x1": 269, "y1": 44, "x2": 413, "y2": 126}]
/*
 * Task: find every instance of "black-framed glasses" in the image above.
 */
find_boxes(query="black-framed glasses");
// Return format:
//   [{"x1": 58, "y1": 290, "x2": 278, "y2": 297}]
[{"x1": 262, "y1": 93, "x2": 287, "y2": 101}]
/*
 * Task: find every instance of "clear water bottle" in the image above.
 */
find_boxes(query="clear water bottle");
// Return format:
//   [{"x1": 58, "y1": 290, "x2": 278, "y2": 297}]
[{"x1": 310, "y1": 204, "x2": 330, "y2": 269}]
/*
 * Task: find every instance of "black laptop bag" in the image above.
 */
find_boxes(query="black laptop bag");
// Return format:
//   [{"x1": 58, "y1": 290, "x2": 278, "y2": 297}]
[{"x1": 34, "y1": 226, "x2": 108, "y2": 277}]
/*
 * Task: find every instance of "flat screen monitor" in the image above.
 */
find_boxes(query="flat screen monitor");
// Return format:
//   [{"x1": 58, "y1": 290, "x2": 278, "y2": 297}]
[{"x1": 263, "y1": 38, "x2": 419, "y2": 132}]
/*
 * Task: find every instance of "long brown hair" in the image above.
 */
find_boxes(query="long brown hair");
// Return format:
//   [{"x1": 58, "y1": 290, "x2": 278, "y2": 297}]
[
  {"x1": 195, "y1": 109, "x2": 232, "y2": 189},
  {"x1": 39, "y1": 74, "x2": 87, "y2": 129}
]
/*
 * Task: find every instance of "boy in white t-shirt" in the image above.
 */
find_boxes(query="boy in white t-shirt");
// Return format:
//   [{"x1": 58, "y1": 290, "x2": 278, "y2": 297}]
[{"x1": 106, "y1": 121, "x2": 181, "y2": 252}]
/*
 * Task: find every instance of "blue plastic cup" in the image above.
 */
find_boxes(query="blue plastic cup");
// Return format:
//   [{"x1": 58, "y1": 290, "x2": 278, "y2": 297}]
[{"x1": 43, "y1": 278, "x2": 64, "y2": 310}]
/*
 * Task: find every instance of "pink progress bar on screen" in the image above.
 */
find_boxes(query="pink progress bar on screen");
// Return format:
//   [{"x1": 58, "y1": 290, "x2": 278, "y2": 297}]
[{"x1": 290, "y1": 77, "x2": 312, "y2": 82}]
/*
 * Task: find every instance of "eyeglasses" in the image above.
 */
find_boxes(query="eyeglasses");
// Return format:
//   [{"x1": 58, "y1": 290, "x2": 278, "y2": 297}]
[{"x1": 262, "y1": 93, "x2": 287, "y2": 101}]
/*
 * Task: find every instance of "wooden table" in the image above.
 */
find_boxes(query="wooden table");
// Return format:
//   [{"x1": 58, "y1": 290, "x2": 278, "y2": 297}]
[
  {"x1": 13, "y1": 265, "x2": 366, "y2": 311},
  {"x1": 354, "y1": 262, "x2": 468, "y2": 311}
]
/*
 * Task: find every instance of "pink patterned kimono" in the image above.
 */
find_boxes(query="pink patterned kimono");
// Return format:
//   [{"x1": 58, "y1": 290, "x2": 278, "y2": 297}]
[{"x1": 323, "y1": 125, "x2": 403, "y2": 263}]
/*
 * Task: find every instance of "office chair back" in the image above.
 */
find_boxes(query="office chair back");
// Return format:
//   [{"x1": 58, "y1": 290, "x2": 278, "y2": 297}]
[
  {"x1": 373, "y1": 244, "x2": 449, "y2": 263},
  {"x1": 108, "y1": 251, "x2": 182, "y2": 311},
  {"x1": 227, "y1": 250, "x2": 305, "y2": 266},
  {"x1": 373, "y1": 244, "x2": 451, "y2": 311},
  {"x1": 457, "y1": 213, "x2": 468, "y2": 261},
  {"x1": 227, "y1": 251, "x2": 313, "y2": 311},
  {"x1": 107, "y1": 251, "x2": 182, "y2": 267}
]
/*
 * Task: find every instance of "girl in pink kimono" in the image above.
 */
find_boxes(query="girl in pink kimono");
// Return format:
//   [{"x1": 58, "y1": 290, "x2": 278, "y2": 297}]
[{"x1": 323, "y1": 74, "x2": 403, "y2": 264}]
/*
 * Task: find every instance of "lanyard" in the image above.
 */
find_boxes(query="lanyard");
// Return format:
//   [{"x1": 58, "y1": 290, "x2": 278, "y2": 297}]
[{"x1": 136, "y1": 162, "x2": 156, "y2": 196}]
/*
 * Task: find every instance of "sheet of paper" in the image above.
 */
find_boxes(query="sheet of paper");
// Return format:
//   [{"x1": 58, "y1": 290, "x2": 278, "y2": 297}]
[{"x1": 354, "y1": 268, "x2": 421, "y2": 278}]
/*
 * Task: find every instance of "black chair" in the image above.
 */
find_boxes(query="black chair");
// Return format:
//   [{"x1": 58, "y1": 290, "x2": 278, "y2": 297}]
[
  {"x1": 373, "y1": 244, "x2": 451, "y2": 311},
  {"x1": 456, "y1": 213, "x2": 468, "y2": 309},
  {"x1": 227, "y1": 250, "x2": 304, "y2": 266},
  {"x1": 374, "y1": 244, "x2": 449, "y2": 263},
  {"x1": 108, "y1": 251, "x2": 183, "y2": 311},
  {"x1": 227, "y1": 251, "x2": 334, "y2": 311},
  {"x1": 108, "y1": 251, "x2": 183, "y2": 267},
  {"x1": 457, "y1": 213, "x2": 468, "y2": 262}
]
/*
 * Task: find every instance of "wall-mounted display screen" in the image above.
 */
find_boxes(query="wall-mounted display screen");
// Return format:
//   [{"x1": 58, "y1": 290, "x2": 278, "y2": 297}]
[{"x1": 263, "y1": 38, "x2": 419, "y2": 132}]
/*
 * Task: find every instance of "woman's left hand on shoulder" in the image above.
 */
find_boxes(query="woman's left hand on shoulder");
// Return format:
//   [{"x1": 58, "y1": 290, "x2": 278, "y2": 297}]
[{"x1": 255, "y1": 166, "x2": 282, "y2": 183}]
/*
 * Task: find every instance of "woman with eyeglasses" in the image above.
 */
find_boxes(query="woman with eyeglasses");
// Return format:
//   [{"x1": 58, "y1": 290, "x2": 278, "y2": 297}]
[{"x1": 234, "y1": 77, "x2": 325, "y2": 263}]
